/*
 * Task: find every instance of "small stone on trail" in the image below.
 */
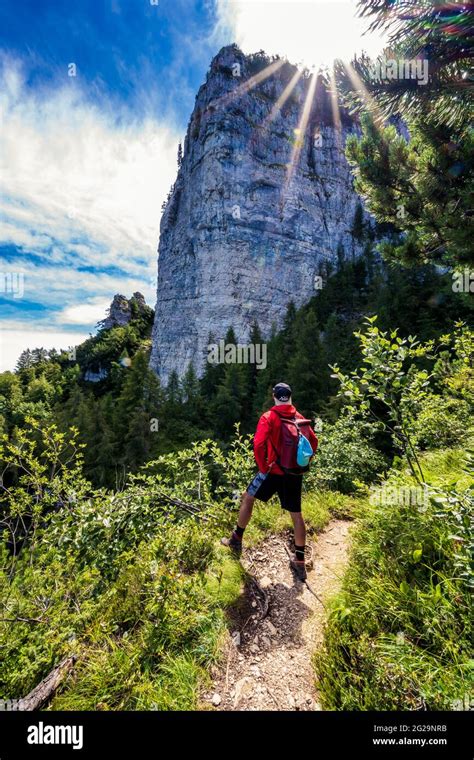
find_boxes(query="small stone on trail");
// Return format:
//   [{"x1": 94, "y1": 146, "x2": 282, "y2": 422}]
[
  {"x1": 234, "y1": 677, "x2": 254, "y2": 707},
  {"x1": 265, "y1": 620, "x2": 277, "y2": 635},
  {"x1": 232, "y1": 631, "x2": 241, "y2": 646},
  {"x1": 212, "y1": 693, "x2": 221, "y2": 706}
]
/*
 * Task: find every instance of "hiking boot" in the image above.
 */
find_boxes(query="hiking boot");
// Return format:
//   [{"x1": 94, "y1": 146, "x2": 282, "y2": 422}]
[
  {"x1": 289, "y1": 554, "x2": 307, "y2": 581},
  {"x1": 221, "y1": 532, "x2": 242, "y2": 555}
]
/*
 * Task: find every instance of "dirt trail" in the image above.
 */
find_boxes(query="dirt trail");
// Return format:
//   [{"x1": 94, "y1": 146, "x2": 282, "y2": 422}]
[{"x1": 204, "y1": 519, "x2": 352, "y2": 711}]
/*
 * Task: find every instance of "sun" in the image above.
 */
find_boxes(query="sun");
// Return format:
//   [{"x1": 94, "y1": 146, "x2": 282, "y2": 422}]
[{"x1": 219, "y1": 0, "x2": 387, "y2": 73}]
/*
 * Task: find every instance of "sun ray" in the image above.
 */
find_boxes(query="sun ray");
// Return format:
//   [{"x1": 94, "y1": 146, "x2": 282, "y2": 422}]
[
  {"x1": 283, "y1": 71, "x2": 318, "y2": 198},
  {"x1": 264, "y1": 68, "x2": 302, "y2": 128},
  {"x1": 342, "y1": 61, "x2": 384, "y2": 127},
  {"x1": 328, "y1": 66, "x2": 343, "y2": 150},
  {"x1": 211, "y1": 58, "x2": 286, "y2": 113}
]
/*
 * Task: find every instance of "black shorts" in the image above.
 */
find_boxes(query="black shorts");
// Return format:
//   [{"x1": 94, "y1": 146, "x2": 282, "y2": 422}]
[{"x1": 246, "y1": 471, "x2": 303, "y2": 512}]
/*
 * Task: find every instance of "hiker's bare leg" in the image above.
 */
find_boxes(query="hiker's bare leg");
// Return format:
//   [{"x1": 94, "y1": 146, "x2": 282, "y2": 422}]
[
  {"x1": 237, "y1": 491, "x2": 255, "y2": 529},
  {"x1": 290, "y1": 511, "x2": 306, "y2": 547}
]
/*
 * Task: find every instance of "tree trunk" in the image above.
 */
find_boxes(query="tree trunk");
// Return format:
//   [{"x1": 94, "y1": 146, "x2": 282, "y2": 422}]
[{"x1": 18, "y1": 656, "x2": 76, "y2": 711}]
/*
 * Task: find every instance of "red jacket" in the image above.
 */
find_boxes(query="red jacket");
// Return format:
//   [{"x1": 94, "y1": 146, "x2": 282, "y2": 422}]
[{"x1": 253, "y1": 404, "x2": 318, "y2": 475}]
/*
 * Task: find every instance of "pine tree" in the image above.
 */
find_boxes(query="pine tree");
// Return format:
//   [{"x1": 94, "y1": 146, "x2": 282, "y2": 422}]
[
  {"x1": 181, "y1": 363, "x2": 207, "y2": 435},
  {"x1": 201, "y1": 332, "x2": 225, "y2": 401},
  {"x1": 115, "y1": 352, "x2": 164, "y2": 472},
  {"x1": 15, "y1": 349, "x2": 34, "y2": 371},
  {"x1": 240, "y1": 320, "x2": 263, "y2": 431},
  {"x1": 210, "y1": 363, "x2": 244, "y2": 439},
  {"x1": 345, "y1": 114, "x2": 474, "y2": 267},
  {"x1": 351, "y1": 202, "x2": 366, "y2": 246},
  {"x1": 31, "y1": 348, "x2": 49, "y2": 365},
  {"x1": 336, "y1": 2, "x2": 473, "y2": 129},
  {"x1": 166, "y1": 370, "x2": 183, "y2": 406},
  {"x1": 286, "y1": 310, "x2": 327, "y2": 416},
  {"x1": 181, "y1": 363, "x2": 200, "y2": 404},
  {"x1": 336, "y1": 242, "x2": 345, "y2": 269},
  {"x1": 279, "y1": 301, "x2": 298, "y2": 371}
]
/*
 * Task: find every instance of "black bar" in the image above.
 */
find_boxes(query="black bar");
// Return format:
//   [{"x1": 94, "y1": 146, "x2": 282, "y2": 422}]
[{"x1": 0, "y1": 711, "x2": 471, "y2": 758}]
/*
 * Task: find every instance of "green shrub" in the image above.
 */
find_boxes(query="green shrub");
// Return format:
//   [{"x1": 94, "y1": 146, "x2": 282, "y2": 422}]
[
  {"x1": 407, "y1": 394, "x2": 471, "y2": 450},
  {"x1": 306, "y1": 416, "x2": 387, "y2": 493}
]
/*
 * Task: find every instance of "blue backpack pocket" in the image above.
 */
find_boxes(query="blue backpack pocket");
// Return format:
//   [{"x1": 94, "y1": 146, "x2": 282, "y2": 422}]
[{"x1": 296, "y1": 433, "x2": 313, "y2": 467}]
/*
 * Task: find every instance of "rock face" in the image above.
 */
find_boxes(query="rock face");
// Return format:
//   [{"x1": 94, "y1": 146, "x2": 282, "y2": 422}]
[
  {"x1": 150, "y1": 45, "x2": 368, "y2": 384},
  {"x1": 100, "y1": 292, "x2": 148, "y2": 331}
]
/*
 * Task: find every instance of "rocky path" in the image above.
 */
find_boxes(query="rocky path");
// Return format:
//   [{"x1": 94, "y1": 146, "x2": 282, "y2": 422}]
[{"x1": 204, "y1": 519, "x2": 351, "y2": 711}]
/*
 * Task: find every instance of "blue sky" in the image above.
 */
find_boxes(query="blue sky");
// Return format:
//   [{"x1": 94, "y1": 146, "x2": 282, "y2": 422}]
[{"x1": 0, "y1": 0, "x2": 384, "y2": 370}]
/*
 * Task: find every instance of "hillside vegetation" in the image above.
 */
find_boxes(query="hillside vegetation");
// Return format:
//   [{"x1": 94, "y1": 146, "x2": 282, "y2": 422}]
[{"x1": 0, "y1": 319, "x2": 471, "y2": 710}]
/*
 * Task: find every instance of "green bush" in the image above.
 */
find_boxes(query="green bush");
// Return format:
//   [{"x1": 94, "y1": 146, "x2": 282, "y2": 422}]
[
  {"x1": 306, "y1": 416, "x2": 387, "y2": 493},
  {"x1": 407, "y1": 394, "x2": 471, "y2": 450}
]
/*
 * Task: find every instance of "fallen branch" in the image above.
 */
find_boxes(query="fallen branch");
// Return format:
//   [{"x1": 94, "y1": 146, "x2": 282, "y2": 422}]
[
  {"x1": 0, "y1": 616, "x2": 46, "y2": 625},
  {"x1": 148, "y1": 490, "x2": 220, "y2": 522},
  {"x1": 18, "y1": 656, "x2": 76, "y2": 711}
]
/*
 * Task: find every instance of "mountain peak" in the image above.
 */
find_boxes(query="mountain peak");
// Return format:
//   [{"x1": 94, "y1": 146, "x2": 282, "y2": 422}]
[
  {"x1": 99, "y1": 292, "x2": 148, "y2": 331},
  {"x1": 150, "y1": 46, "x2": 367, "y2": 384}
]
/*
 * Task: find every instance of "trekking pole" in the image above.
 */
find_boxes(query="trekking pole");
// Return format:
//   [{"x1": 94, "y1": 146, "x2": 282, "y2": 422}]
[{"x1": 282, "y1": 543, "x2": 326, "y2": 608}]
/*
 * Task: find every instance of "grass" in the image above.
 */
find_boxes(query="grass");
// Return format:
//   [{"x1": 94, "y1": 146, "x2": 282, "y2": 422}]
[
  {"x1": 48, "y1": 503, "x2": 274, "y2": 711},
  {"x1": 5, "y1": 477, "x2": 347, "y2": 712},
  {"x1": 314, "y1": 448, "x2": 473, "y2": 711},
  {"x1": 13, "y1": 447, "x2": 466, "y2": 712}
]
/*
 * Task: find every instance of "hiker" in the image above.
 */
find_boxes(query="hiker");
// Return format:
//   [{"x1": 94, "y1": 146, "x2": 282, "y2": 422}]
[{"x1": 222, "y1": 382, "x2": 318, "y2": 580}]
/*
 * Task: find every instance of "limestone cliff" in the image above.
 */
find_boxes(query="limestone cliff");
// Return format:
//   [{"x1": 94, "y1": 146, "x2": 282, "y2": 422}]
[{"x1": 150, "y1": 45, "x2": 368, "y2": 384}]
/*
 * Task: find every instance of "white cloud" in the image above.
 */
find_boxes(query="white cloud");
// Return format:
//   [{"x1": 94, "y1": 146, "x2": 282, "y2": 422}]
[
  {"x1": 0, "y1": 55, "x2": 180, "y2": 371},
  {"x1": 1, "y1": 261, "x2": 155, "y2": 311},
  {"x1": 0, "y1": 328, "x2": 90, "y2": 372},
  {"x1": 57, "y1": 299, "x2": 112, "y2": 326},
  {"x1": 0, "y1": 54, "x2": 180, "y2": 305},
  {"x1": 216, "y1": 0, "x2": 387, "y2": 70}
]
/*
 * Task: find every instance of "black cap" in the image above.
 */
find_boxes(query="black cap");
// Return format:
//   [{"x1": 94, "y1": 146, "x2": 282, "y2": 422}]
[{"x1": 272, "y1": 382, "x2": 292, "y2": 402}]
